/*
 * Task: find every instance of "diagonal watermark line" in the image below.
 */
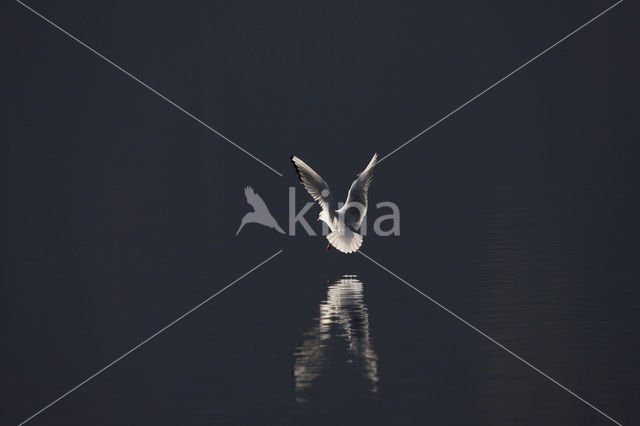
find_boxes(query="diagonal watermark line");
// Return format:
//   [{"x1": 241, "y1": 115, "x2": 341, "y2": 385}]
[
  {"x1": 16, "y1": 0, "x2": 283, "y2": 177},
  {"x1": 358, "y1": 250, "x2": 623, "y2": 426},
  {"x1": 375, "y1": 0, "x2": 623, "y2": 167},
  {"x1": 18, "y1": 249, "x2": 284, "y2": 426}
]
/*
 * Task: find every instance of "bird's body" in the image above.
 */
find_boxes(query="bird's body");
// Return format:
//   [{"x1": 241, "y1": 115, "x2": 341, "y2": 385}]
[{"x1": 291, "y1": 153, "x2": 377, "y2": 253}]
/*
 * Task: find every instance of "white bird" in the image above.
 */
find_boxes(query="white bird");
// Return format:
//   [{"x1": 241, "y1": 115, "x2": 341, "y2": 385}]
[{"x1": 291, "y1": 153, "x2": 377, "y2": 253}]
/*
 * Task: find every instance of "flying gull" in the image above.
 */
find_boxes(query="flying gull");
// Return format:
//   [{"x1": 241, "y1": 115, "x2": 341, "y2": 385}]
[{"x1": 291, "y1": 153, "x2": 377, "y2": 253}]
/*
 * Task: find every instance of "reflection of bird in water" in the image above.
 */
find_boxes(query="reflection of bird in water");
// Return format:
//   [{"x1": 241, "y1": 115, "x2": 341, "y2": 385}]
[
  {"x1": 236, "y1": 186, "x2": 285, "y2": 235},
  {"x1": 293, "y1": 275, "x2": 379, "y2": 402}
]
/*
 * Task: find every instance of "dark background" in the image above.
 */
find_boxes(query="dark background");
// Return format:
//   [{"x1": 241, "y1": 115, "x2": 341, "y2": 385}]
[{"x1": 3, "y1": 0, "x2": 639, "y2": 424}]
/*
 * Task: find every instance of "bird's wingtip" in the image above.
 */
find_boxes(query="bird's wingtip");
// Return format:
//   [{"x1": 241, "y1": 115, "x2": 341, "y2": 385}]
[
  {"x1": 290, "y1": 156, "x2": 307, "y2": 185},
  {"x1": 370, "y1": 153, "x2": 378, "y2": 167}
]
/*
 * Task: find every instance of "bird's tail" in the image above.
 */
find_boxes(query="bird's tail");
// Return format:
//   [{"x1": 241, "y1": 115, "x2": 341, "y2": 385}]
[{"x1": 326, "y1": 229, "x2": 363, "y2": 254}]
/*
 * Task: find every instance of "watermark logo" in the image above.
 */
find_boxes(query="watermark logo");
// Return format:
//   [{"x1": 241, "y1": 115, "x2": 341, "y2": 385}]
[
  {"x1": 236, "y1": 186, "x2": 286, "y2": 235},
  {"x1": 237, "y1": 186, "x2": 400, "y2": 236}
]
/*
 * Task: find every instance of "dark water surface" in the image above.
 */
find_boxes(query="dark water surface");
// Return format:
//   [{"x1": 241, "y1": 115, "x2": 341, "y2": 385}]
[{"x1": 4, "y1": 0, "x2": 639, "y2": 425}]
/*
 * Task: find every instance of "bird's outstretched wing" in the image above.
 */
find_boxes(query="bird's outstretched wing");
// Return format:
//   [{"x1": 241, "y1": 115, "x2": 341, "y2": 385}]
[
  {"x1": 344, "y1": 153, "x2": 377, "y2": 228},
  {"x1": 291, "y1": 156, "x2": 337, "y2": 222}
]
